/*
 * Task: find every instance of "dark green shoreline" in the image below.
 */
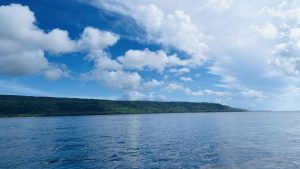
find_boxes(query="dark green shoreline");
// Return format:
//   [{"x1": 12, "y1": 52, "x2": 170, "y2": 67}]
[{"x1": 0, "y1": 95, "x2": 246, "y2": 117}]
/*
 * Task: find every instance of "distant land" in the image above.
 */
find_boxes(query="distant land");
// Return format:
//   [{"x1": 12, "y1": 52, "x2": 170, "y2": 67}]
[{"x1": 0, "y1": 95, "x2": 246, "y2": 117}]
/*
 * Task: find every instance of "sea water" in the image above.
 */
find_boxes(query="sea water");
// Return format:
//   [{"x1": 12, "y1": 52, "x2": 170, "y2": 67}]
[{"x1": 1, "y1": 112, "x2": 300, "y2": 169}]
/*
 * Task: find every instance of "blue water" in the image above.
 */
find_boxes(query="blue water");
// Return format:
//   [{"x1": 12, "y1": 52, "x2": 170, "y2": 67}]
[{"x1": 1, "y1": 112, "x2": 300, "y2": 169}]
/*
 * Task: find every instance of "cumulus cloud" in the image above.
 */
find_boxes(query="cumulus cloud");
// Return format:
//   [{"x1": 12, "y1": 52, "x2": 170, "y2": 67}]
[
  {"x1": 143, "y1": 79, "x2": 164, "y2": 89},
  {"x1": 0, "y1": 4, "x2": 121, "y2": 82},
  {"x1": 0, "y1": 4, "x2": 78, "y2": 77},
  {"x1": 269, "y1": 42, "x2": 300, "y2": 76},
  {"x1": 164, "y1": 83, "x2": 203, "y2": 96},
  {"x1": 135, "y1": 5, "x2": 208, "y2": 66},
  {"x1": 81, "y1": 69, "x2": 167, "y2": 101},
  {"x1": 43, "y1": 64, "x2": 70, "y2": 81},
  {"x1": 118, "y1": 49, "x2": 185, "y2": 72},
  {"x1": 88, "y1": 1, "x2": 208, "y2": 67},
  {"x1": 86, "y1": 49, "x2": 122, "y2": 70},
  {"x1": 77, "y1": 27, "x2": 119, "y2": 51},
  {"x1": 81, "y1": 69, "x2": 141, "y2": 91},
  {"x1": 259, "y1": 2, "x2": 300, "y2": 79},
  {"x1": 43, "y1": 29, "x2": 76, "y2": 54},
  {"x1": 180, "y1": 77, "x2": 193, "y2": 82},
  {"x1": 76, "y1": 26, "x2": 150, "y2": 99},
  {"x1": 77, "y1": 27, "x2": 121, "y2": 71},
  {"x1": 165, "y1": 83, "x2": 203, "y2": 97},
  {"x1": 0, "y1": 4, "x2": 76, "y2": 54},
  {"x1": 0, "y1": 50, "x2": 48, "y2": 76},
  {"x1": 169, "y1": 68, "x2": 191, "y2": 75},
  {"x1": 164, "y1": 83, "x2": 202, "y2": 97}
]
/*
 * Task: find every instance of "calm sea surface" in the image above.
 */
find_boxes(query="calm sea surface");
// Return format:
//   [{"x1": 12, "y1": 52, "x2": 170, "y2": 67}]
[{"x1": 1, "y1": 112, "x2": 300, "y2": 169}]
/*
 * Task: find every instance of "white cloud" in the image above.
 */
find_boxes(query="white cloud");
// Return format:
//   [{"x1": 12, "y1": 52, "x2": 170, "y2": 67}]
[
  {"x1": 165, "y1": 83, "x2": 201, "y2": 97},
  {"x1": 0, "y1": 50, "x2": 48, "y2": 76},
  {"x1": 82, "y1": 69, "x2": 141, "y2": 91},
  {"x1": 289, "y1": 28, "x2": 300, "y2": 39},
  {"x1": 169, "y1": 68, "x2": 191, "y2": 75},
  {"x1": 0, "y1": 4, "x2": 122, "y2": 82},
  {"x1": 81, "y1": 69, "x2": 168, "y2": 101},
  {"x1": 90, "y1": 2, "x2": 208, "y2": 67},
  {"x1": 77, "y1": 26, "x2": 119, "y2": 51},
  {"x1": 208, "y1": 0, "x2": 234, "y2": 11},
  {"x1": 43, "y1": 64, "x2": 70, "y2": 81},
  {"x1": 0, "y1": 4, "x2": 77, "y2": 54},
  {"x1": 165, "y1": 83, "x2": 184, "y2": 92},
  {"x1": 254, "y1": 22, "x2": 278, "y2": 39},
  {"x1": 180, "y1": 77, "x2": 193, "y2": 82},
  {"x1": 0, "y1": 4, "x2": 78, "y2": 79},
  {"x1": 77, "y1": 27, "x2": 121, "y2": 71},
  {"x1": 117, "y1": 49, "x2": 185, "y2": 72},
  {"x1": 76, "y1": 27, "x2": 149, "y2": 98},
  {"x1": 135, "y1": 5, "x2": 208, "y2": 66},
  {"x1": 261, "y1": 3, "x2": 300, "y2": 21},
  {"x1": 143, "y1": 79, "x2": 164, "y2": 89},
  {"x1": 260, "y1": 2, "x2": 300, "y2": 79},
  {"x1": 183, "y1": 87, "x2": 204, "y2": 96},
  {"x1": 240, "y1": 89, "x2": 267, "y2": 100},
  {"x1": 86, "y1": 50, "x2": 122, "y2": 70},
  {"x1": 269, "y1": 42, "x2": 300, "y2": 76},
  {"x1": 166, "y1": 83, "x2": 203, "y2": 97},
  {"x1": 43, "y1": 29, "x2": 76, "y2": 54}
]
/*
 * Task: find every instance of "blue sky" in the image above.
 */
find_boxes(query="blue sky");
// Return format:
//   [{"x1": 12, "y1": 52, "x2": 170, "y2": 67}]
[{"x1": 1, "y1": 0, "x2": 300, "y2": 110}]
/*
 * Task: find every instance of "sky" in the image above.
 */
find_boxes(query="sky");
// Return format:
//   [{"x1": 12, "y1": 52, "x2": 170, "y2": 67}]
[{"x1": 1, "y1": 0, "x2": 300, "y2": 110}]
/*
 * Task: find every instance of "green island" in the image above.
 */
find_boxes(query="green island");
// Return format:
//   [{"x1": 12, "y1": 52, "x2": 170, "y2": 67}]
[{"x1": 0, "y1": 95, "x2": 246, "y2": 117}]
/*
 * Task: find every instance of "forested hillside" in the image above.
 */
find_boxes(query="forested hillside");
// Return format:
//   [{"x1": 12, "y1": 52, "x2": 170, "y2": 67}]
[{"x1": 0, "y1": 95, "x2": 245, "y2": 117}]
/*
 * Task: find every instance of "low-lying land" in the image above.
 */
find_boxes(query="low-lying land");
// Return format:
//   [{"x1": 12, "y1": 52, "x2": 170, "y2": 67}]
[{"x1": 0, "y1": 95, "x2": 245, "y2": 117}]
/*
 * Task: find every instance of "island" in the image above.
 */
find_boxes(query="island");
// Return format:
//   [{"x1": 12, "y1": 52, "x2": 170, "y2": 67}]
[{"x1": 0, "y1": 95, "x2": 246, "y2": 117}]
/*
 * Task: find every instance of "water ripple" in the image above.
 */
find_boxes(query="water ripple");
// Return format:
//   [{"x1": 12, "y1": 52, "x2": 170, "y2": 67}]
[{"x1": 1, "y1": 112, "x2": 300, "y2": 168}]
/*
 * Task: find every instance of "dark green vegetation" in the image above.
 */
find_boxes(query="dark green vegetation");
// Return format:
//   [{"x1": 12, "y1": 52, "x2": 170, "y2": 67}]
[{"x1": 0, "y1": 95, "x2": 245, "y2": 117}]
